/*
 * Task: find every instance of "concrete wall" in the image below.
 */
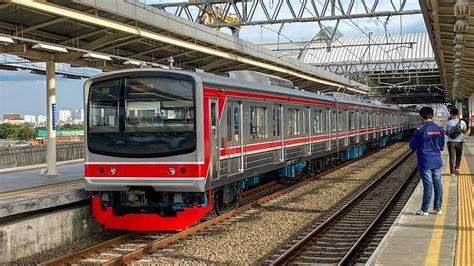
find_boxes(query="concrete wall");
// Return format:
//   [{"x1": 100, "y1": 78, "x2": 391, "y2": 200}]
[
  {"x1": 0, "y1": 206, "x2": 102, "y2": 263},
  {"x1": 0, "y1": 142, "x2": 84, "y2": 169}
]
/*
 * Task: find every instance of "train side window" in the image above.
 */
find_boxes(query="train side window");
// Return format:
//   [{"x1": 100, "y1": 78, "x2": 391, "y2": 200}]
[
  {"x1": 360, "y1": 112, "x2": 365, "y2": 129},
  {"x1": 288, "y1": 108, "x2": 299, "y2": 136},
  {"x1": 211, "y1": 102, "x2": 217, "y2": 135},
  {"x1": 227, "y1": 107, "x2": 232, "y2": 142},
  {"x1": 338, "y1": 111, "x2": 344, "y2": 131},
  {"x1": 332, "y1": 111, "x2": 337, "y2": 132},
  {"x1": 272, "y1": 107, "x2": 281, "y2": 137},
  {"x1": 369, "y1": 113, "x2": 373, "y2": 128},
  {"x1": 249, "y1": 106, "x2": 266, "y2": 140},
  {"x1": 312, "y1": 110, "x2": 322, "y2": 134},
  {"x1": 302, "y1": 109, "x2": 308, "y2": 134},
  {"x1": 234, "y1": 105, "x2": 240, "y2": 142},
  {"x1": 349, "y1": 112, "x2": 355, "y2": 130}
]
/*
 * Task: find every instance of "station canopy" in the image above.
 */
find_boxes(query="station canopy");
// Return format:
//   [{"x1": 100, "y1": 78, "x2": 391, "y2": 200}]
[
  {"x1": 420, "y1": 0, "x2": 474, "y2": 98},
  {"x1": 297, "y1": 31, "x2": 449, "y2": 104},
  {"x1": 0, "y1": 0, "x2": 367, "y2": 94}
]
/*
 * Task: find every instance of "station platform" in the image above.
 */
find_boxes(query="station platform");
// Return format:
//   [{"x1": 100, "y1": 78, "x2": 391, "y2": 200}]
[
  {"x1": 369, "y1": 138, "x2": 474, "y2": 265},
  {"x1": 0, "y1": 161, "x2": 86, "y2": 218}
]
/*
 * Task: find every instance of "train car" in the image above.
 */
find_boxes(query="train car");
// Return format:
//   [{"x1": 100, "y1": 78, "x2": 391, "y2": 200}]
[{"x1": 84, "y1": 69, "x2": 419, "y2": 231}]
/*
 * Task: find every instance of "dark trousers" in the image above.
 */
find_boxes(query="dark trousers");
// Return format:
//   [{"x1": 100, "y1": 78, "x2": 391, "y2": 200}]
[{"x1": 447, "y1": 142, "x2": 463, "y2": 174}]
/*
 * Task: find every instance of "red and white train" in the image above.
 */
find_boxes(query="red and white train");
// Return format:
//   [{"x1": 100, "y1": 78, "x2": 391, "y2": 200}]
[{"x1": 84, "y1": 69, "x2": 419, "y2": 231}]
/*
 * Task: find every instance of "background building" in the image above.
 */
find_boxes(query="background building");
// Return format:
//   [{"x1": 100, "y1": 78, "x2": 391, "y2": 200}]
[
  {"x1": 24, "y1": 114, "x2": 36, "y2": 124},
  {"x1": 2, "y1": 113, "x2": 24, "y2": 124}
]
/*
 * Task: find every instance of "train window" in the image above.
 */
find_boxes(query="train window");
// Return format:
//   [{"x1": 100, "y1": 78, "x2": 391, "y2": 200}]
[
  {"x1": 349, "y1": 112, "x2": 355, "y2": 130},
  {"x1": 369, "y1": 113, "x2": 373, "y2": 127},
  {"x1": 360, "y1": 113, "x2": 365, "y2": 129},
  {"x1": 89, "y1": 79, "x2": 120, "y2": 133},
  {"x1": 288, "y1": 108, "x2": 299, "y2": 136},
  {"x1": 249, "y1": 106, "x2": 266, "y2": 140},
  {"x1": 227, "y1": 107, "x2": 232, "y2": 141},
  {"x1": 312, "y1": 110, "x2": 322, "y2": 134},
  {"x1": 272, "y1": 107, "x2": 281, "y2": 137},
  {"x1": 234, "y1": 106, "x2": 240, "y2": 142},
  {"x1": 302, "y1": 109, "x2": 308, "y2": 134},
  {"x1": 88, "y1": 76, "x2": 196, "y2": 158},
  {"x1": 332, "y1": 111, "x2": 337, "y2": 132},
  {"x1": 338, "y1": 111, "x2": 344, "y2": 131},
  {"x1": 125, "y1": 78, "x2": 194, "y2": 131}
]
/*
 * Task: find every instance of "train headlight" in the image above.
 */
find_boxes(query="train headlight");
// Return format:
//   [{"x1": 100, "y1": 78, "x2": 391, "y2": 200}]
[
  {"x1": 168, "y1": 167, "x2": 176, "y2": 175},
  {"x1": 109, "y1": 167, "x2": 116, "y2": 175}
]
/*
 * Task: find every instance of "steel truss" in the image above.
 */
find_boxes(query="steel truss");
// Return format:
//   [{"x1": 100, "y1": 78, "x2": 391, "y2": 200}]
[
  {"x1": 151, "y1": 0, "x2": 421, "y2": 28},
  {"x1": 313, "y1": 58, "x2": 450, "y2": 103}
]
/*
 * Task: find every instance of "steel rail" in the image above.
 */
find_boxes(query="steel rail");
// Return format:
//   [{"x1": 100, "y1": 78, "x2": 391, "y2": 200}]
[
  {"x1": 40, "y1": 144, "x2": 397, "y2": 266},
  {"x1": 100, "y1": 146, "x2": 394, "y2": 266},
  {"x1": 39, "y1": 233, "x2": 141, "y2": 266},
  {"x1": 338, "y1": 166, "x2": 418, "y2": 265},
  {"x1": 270, "y1": 150, "x2": 414, "y2": 265}
]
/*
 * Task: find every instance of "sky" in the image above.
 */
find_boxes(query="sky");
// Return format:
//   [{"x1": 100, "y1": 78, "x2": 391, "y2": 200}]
[{"x1": 0, "y1": 0, "x2": 427, "y2": 116}]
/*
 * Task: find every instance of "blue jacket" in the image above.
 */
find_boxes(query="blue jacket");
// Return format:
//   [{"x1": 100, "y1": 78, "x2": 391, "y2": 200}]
[{"x1": 409, "y1": 121, "x2": 444, "y2": 170}]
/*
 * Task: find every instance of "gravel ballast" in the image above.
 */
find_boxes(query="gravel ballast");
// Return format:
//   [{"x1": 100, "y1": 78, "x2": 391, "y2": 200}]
[{"x1": 132, "y1": 144, "x2": 410, "y2": 265}]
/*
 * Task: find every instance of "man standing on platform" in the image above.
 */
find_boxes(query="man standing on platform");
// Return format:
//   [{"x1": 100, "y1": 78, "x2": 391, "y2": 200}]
[
  {"x1": 409, "y1": 106, "x2": 445, "y2": 216},
  {"x1": 444, "y1": 109, "x2": 467, "y2": 176}
]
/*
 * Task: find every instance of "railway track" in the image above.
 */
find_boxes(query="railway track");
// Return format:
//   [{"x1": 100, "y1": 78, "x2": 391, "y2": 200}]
[
  {"x1": 268, "y1": 151, "x2": 417, "y2": 265},
  {"x1": 40, "y1": 143, "x2": 407, "y2": 266}
]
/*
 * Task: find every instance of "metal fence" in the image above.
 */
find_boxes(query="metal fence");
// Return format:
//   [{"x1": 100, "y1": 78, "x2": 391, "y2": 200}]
[{"x1": 0, "y1": 142, "x2": 84, "y2": 169}]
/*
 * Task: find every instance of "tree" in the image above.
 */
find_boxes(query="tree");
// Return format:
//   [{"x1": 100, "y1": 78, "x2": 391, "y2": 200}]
[
  {"x1": 0, "y1": 123, "x2": 37, "y2": 140},
  {"x1": 17, "y1": 127, "x2": 37, "y2": 140}
]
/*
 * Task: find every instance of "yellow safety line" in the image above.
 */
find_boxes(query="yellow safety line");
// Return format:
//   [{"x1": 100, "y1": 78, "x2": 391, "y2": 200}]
[
  {"x1": 455, "y1": 155, "x2": 473, "y2": 266},
  {"x1": 424, "y1": 162, "x2": 451, "y2": 266}
]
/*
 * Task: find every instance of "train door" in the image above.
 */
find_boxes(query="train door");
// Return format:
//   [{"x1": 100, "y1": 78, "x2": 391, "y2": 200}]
[
  {"x1": 344, "y1": 110, "x2": 349, "y2": 146},
  {"x1": 225, "y1": 101, "x2": 242, "y2": 175},
  {"x1": 355, "y1": 111, "x2": 360, "y2": 143},
  {"x1": 326, "y1": 109, "x2": 331, "y2": 151},
  {"x1": 333, "y1": 110, "x2": 338, "y2": 152},
  {"x1": 305, "y1": 107, "x2": 311, "y2": 155},
  {"x1": 373, "y1": 113, "x2": 377, "y2": 138},
  {"x1": 272, "y1": 105, "x2": 283, "y2": 163},
  {"x1": 209, "y1": 99, "x2": 220, "y2": 180},
  {"x1": 365, "y1": 112, "x2": 369, "y2": 141}
]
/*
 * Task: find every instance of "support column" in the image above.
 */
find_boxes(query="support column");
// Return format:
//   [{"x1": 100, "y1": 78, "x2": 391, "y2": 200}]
[
  {"x1": 469, "y1": 94, "x2": 474, "y2": 131},
  {"x1": 456, "y1": 101, "x2": 464, "y2": 118},
  {"x1": 45, "y1": 59, "x2": 57, "y2": 176}
]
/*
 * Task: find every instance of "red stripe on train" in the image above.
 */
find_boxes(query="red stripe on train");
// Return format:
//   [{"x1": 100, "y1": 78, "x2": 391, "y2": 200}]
[{"x1": 85, "y1": 163, "x2": 208, "y2": 178}]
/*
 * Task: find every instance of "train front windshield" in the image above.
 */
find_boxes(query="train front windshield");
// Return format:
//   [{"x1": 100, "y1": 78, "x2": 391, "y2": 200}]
[{"x1": 87, "y1": 76, "x2": 195, "y2": 158}]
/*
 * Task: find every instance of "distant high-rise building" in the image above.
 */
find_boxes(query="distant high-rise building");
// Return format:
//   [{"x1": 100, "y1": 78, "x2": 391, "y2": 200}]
[
  {"x1": 24, "y1": 114, "x2": 36, "y2": 124},
  {"x1": 58, "y1": 110, "x2": 72, "y2": 123},
  {"x1": 71, "y1": 109, "x2": 84, "y2": 124},
  {"x1": 37, "y1": 115, "x2": 47, "y2": 125}
]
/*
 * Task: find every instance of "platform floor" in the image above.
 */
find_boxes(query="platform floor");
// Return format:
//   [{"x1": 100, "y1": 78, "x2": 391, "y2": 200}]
[
  {"x1": 0, "y1": 161, "x2": 83, "y2": 193},
  {"x1": 369, "y1": 138, "x2": 474, "y2": 265},
  {"x1": 0, "y1": 161, "x2": 87, "y2": 218}
]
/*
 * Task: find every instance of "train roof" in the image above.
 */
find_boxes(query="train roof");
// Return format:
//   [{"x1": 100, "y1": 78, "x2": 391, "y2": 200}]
[{"x1": 87, "y1": 68, "x2": 402, "y2": 111}]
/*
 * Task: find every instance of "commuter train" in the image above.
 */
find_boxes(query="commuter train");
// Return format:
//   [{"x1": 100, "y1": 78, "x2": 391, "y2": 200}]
[{"x1": 84, "y1": 69, "x2": 419, "y2": 231}]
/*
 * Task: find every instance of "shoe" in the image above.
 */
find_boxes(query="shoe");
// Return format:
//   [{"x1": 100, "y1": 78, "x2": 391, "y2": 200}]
[
  {"x1": 416, "y1": 210, "x2": 429, "y2": 216},
  {"x1": 455, "y1": 168, "x2": 460, "y2": 174},
  {"x1": 435, "y1": 209, "x2": 443, "y2": 215},
  {"x1": 450, "y1": 173, "x2": 456, "y2": 177}
]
